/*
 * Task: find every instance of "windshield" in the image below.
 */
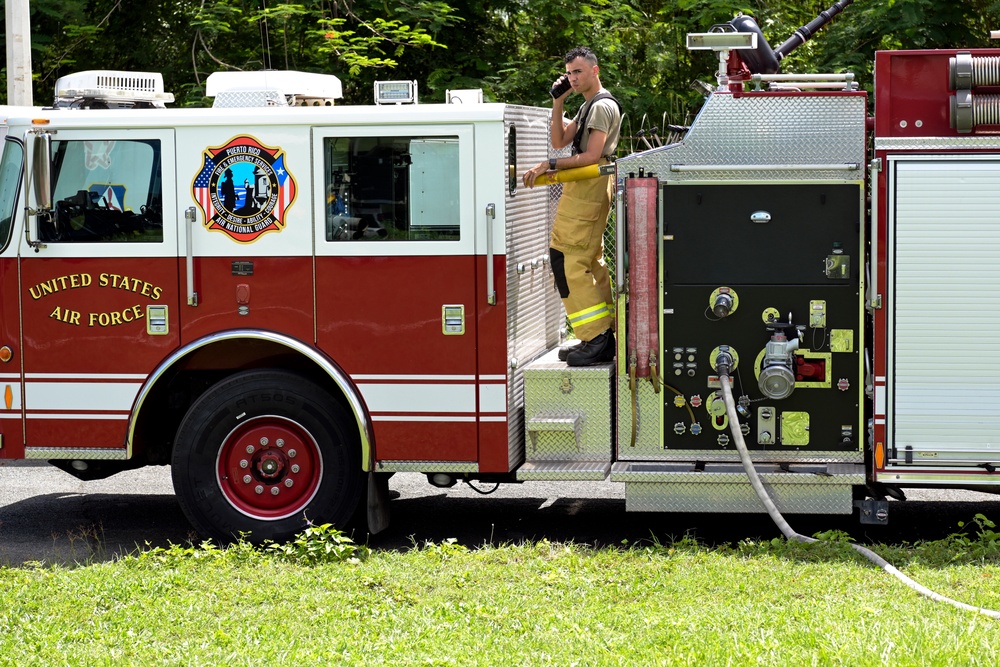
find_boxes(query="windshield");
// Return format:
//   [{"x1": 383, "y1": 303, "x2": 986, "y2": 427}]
[{"x1": 0, "y1": 138, "x2": 24, "y2": 253}]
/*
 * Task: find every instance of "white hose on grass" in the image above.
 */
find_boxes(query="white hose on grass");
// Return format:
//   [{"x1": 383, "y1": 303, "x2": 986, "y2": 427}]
[{"x1": 717, "y1": 371, "x2": 1000, "y2": 620}]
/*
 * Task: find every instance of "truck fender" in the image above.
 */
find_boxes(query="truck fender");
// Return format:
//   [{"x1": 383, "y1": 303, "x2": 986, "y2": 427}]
[{"x1": 126, "y1": 329, "x2": 374, "y2": 471}]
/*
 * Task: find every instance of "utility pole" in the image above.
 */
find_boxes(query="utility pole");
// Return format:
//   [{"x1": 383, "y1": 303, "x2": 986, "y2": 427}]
[{"x1": 5, "y1": 0, "x2": 34, "y2": 106}]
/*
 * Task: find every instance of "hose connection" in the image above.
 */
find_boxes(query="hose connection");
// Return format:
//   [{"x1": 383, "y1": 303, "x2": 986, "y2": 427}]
[
  {"x1": 713, "y1": 345, "x2": 735, "y2": 377},
  {"x1": 759, "y1": 330, "x2": 800, "y2": 399}
]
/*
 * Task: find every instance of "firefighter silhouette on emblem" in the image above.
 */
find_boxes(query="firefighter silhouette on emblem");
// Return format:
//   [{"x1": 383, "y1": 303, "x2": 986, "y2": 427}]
[{"x1": 193, "y1": 135, "x2": 297, "y2": 243}]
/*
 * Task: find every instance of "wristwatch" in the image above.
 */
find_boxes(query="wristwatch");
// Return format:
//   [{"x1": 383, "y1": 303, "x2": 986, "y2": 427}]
[{"x1": 549, "y1": 158, "x2": 557, "y2": 170}]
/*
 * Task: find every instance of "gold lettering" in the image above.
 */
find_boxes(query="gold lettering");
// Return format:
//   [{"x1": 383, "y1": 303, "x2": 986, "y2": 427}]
[
  {"x1": 29, "y1": 274, "x2": 92, "y2": 300},
  {"x1": 151, "y1": 286, "x2": 163, "y2": 300},
  {"x1": 49, "y1": 306, "x2": 82, "y2": 325},
  {"x1": 99, "y1": 273, "x2": 110, "y2": 287},
  {"x1": 140, "y1": 282, "x2": 152, "y2": 297},
  {"x1": 88, "y1": 305, "x2": 146, "y2": 327},
  {"x1": 121, "y1": 305, "x2": 144, "y2": 323}
]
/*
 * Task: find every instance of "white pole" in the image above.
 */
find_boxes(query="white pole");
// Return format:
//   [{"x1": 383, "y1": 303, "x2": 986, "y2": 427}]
[{"x1": 5, "y1": 0, "x2": 34, "y2": 106}]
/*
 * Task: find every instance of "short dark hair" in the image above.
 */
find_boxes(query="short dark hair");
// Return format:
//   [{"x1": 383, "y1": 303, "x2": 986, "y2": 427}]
[{"x1": 563, "y1": 46, "x2": 598, "y2": 66}]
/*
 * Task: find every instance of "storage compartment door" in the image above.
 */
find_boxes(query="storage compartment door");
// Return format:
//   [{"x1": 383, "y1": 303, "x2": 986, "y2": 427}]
[{"x1": 888, "y1": 158, "x2": 1000, "y2": 465}]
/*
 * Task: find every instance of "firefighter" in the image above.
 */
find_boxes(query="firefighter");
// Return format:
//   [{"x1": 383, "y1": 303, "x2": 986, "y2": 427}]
[{"x1": 522, "y1": 46, "x2": 622, "y2": 366}]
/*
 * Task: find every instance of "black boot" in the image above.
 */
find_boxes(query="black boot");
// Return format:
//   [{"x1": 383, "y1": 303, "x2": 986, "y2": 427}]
[
  {"x1": 557, "y1": 339, "x2": 585, "y2": 361},
  {"x1": 566, "y1": 330, "x2": 614, "y2": 366}
]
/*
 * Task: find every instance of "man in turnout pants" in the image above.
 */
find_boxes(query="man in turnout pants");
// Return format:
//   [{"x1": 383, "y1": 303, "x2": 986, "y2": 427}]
[{"x1": 523, "y1": 46, "x2": 621, "y2": 366}]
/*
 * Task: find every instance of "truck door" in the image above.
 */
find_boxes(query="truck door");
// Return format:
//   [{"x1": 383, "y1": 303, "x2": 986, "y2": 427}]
[
  {"x1": 178, "y1": 130, "x2": 314, "y2": 343},
  {"x1": 19, "y1": 129, "x2": 180, "y2": 456},
  {"x1": 313, "y1": 124, "x2": 482, "y2": 464},
  {"x1": 0, "y1": 137, "x2": 24, "y2": 457}
]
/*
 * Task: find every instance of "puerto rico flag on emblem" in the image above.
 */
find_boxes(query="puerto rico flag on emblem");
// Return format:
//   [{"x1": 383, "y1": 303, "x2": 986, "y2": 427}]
[{"x1": 191, "y1": 135, "x2": 298, "y2": 244}]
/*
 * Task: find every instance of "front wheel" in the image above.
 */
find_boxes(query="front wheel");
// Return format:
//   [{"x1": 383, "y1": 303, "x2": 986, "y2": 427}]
[{"x1": 172, "y1": 369, "x2": 363, "y2": 543}]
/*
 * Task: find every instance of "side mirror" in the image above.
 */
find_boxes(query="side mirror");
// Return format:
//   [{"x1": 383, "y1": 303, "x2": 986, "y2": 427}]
[{"x1": 32, "y1": 133, "x2": 52, "y2": 210}]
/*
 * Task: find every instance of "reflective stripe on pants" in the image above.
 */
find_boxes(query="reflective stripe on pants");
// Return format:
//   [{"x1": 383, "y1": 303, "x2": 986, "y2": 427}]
[{"x1": 549, "y1": 171, "x2": 614, "y2": 342}]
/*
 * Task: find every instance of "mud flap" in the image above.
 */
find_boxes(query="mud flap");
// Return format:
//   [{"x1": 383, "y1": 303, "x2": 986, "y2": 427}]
[{"x1": 366, "y1": 471, "x2": 391, "y2": 534}]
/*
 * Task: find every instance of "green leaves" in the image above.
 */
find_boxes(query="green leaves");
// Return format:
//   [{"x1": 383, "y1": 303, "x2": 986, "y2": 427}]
[
  {"x1": 267, "y1": 522, "x2": 371, "y2": 565},
  {"x1": 7, "y1": 1, "x2": 1000, "y2": 130}
]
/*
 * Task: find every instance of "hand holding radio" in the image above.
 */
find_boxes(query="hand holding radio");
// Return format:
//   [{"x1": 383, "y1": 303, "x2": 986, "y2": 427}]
[{"x1": 549, "y1": 75, "x2": 571, "y2": 99}]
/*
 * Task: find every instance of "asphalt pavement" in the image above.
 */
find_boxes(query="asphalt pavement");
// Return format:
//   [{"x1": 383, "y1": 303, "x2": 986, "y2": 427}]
[{"x1": 2, "y1": 459, "x2": 999, "y2": 567}]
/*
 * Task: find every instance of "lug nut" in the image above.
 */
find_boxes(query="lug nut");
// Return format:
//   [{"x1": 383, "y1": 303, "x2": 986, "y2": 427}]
[
  {"x1": 243, "y1": 474, "x2": 252, "y2": 484},
  {"x1": 245, "y1": 445, "x2": 255, "y2": 454},
  {"x1": 239, "y1": 459, "x2": 249, "y2": 469},
  {"x1": 291, "y1": 464, "x2": 300, "y2": 474},
  {"x1": 254, "y1": 485, "x2": 264, "y2": 494},
  {"x1": 284, "y1": 479, "x2": 294, "y2": 488},
  {"x1": 276, "y1": 438, "x2": 285, "y2": 448},
  {"x1": 288, "y1": 449, "x2": 297, "y2": 458},
  {"x1": 260, "y1": 437, "x2": 269, "y2": 446},
  {"x1": 271, "y1": 487, "x2": 280, "y2": 496}
]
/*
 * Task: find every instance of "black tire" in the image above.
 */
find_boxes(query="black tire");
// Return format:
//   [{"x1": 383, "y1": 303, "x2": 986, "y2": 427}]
[{"x1": 171, "y1": 369, "x2": 363, "y2": 543}]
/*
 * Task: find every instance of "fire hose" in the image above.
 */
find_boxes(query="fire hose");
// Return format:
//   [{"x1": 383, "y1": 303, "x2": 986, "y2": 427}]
[{"x1": 713, "y1": 355, "x2": 1000, "y2": 620}]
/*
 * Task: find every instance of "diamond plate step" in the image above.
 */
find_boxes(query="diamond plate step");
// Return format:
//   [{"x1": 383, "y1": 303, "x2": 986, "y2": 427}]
[
  {"x1": 612, "y1": 461, "x2": 863, "y2": 514},
  {"x1": 526, "y1": 413, "x2": 583, "y2": 452},
  {"x1": 516, "y1": 460, "x2": 611, "y2": 481}
]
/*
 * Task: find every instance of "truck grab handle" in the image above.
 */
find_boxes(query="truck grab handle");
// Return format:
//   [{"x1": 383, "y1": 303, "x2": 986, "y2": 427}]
[
  {"x1": 485, "y1": 203, "x2": 496, "y2": 306},
  {"x1": 185, "y1": 206, "x2": 199, "y2": 306}
]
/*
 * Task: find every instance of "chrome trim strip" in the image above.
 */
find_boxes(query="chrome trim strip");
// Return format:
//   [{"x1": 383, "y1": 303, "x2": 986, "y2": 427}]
[
  {"x1": 375, "y1": 460, "x2": 478, "y2": 473},
  {"x1": 127, "y1": 330, "x2": 374, "y2": 471},
  {"x1": 670, "y1": 163, "x2": 860, "y2": 172},
  {"x1": 25, "y1": 447, "x2": 127, "y2": 460},
  {"x1": 875, "y1": 136, "x2": 1000, "y2": 151}
]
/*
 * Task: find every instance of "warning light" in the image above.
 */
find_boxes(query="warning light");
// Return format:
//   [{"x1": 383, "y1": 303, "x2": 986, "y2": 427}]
[
  {"x1": 875, "y1": 441, "x2": 885, "y2": 469},
  {"x1": 0, "y1": 346, "x2": 12, "y2": 363}
]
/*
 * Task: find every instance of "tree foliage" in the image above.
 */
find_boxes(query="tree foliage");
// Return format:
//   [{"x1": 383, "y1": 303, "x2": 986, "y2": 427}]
[{"x1": 3, "y1": 0, "x2": 1000, "y2": 124}]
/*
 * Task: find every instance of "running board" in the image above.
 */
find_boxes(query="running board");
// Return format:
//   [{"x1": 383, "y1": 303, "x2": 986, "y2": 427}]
[
  {"x1": 516, "y1": 460, "x2": 611, "y2": 481},
  {"x1": 611, "y1": 461, "x2": 864, "y2": 514}
]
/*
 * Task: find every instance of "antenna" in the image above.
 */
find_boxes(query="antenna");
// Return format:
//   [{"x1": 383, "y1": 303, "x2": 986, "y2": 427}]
[{"x1": 259, "y1": 0, "x2": 272, "y2": 70}]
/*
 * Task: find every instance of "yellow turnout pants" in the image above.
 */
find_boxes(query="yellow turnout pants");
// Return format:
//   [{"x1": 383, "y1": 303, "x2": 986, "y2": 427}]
[{"x1": 549, "y1": 171, "x2": 614, "y2": 342}]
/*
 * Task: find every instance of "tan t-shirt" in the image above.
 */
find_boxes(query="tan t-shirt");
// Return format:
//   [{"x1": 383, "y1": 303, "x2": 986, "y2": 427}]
[{"x1": 574, "y1": 89, "x2": 621, "y2": 158}]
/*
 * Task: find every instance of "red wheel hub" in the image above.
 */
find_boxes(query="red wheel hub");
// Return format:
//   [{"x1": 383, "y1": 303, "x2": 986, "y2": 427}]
[{"x1": 216, "y1": 416, "x2": 323, "y2": 520}]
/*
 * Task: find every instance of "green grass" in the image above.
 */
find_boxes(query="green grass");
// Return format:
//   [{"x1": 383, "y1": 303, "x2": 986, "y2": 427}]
[{"x1": 1, "y1": 525, "x2": 1000, "y2": 666}]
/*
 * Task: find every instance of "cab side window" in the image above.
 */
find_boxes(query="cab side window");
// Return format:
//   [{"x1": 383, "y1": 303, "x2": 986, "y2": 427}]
[
  {"x1": 324, "y1": 135, "x2": 460, "y2": 241},
  {"x1": 0, "y1": 139, "x2": 24, "y2": 253},
  {"x1": 42, "y1": 139, "x2": 163, "y2": 243}
]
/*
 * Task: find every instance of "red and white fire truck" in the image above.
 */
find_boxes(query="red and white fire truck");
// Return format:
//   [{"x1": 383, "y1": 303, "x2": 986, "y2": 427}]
[{"x1": 2, "y1": 2, "x2": 999, "y2": 542}]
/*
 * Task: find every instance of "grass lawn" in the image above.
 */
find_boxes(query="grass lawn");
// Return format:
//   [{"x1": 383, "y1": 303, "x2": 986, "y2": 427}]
[{"x1": 1, "y1": 525, "x2": 999, "y2": 666}]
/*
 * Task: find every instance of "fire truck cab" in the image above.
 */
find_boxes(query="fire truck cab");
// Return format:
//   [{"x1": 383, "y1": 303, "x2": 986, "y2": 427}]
[{"x1": 1, "y1": 70, "x2": 557, "y2": 540}]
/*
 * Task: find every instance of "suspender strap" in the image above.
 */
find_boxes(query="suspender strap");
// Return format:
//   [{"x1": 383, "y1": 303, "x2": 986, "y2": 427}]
[{"x1": 572, "y1": 92, "x2": 622, "y2": 155}]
